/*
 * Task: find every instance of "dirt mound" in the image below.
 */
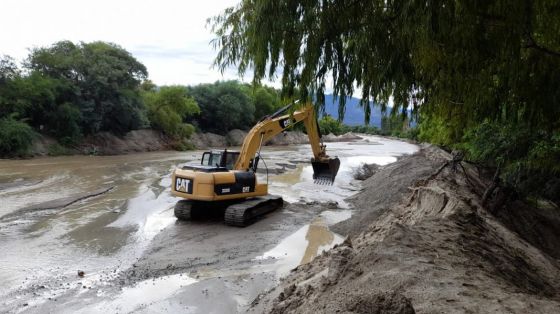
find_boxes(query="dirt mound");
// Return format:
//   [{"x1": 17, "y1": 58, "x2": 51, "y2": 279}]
[
  {"x1": 322, "y1": 132, "x2": 363, "y2": 142},
  {"x1": 250, "y1": 145, "x2": 560, "y2": 313},
  {"x1": 333, "y1": 144, "x2": 445, "y2": 236},
  {"x1": 79, "y1": 129, "x2": 171, "y2": 155},
  {"x1": 31, "y1": 134, "x2": 60, "y2": 155},
  {"x1": 267, "y1": 131, "x2": 309, "y2": 146},
  {"x1": 226, "y1": 129, "x2": 248, "y2": 146},
  {"x1": 188, "y1": 132, "x2": 229, "y2": 149},
  {"x1": 270, "y1": 285, "x2": 414, "y2": 314}
]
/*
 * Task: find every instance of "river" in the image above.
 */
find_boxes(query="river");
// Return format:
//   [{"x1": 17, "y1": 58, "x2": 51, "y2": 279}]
[{"x1": 0, "y1": 135, "x2": 418, "y2": 313}]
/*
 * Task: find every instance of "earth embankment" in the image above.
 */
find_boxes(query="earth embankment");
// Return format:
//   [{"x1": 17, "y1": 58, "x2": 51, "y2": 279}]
[
  {"x1": 250, "y1": 145, "x2": 560, "y2": 313},
  {"x1": 30, "y1": 129, "x2": 363, "y2": 157}
]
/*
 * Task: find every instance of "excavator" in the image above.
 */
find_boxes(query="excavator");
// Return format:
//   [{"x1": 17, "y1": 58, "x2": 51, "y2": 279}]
[{"x1": 170, "y1": 101, "x2": 341, "y2": 226}]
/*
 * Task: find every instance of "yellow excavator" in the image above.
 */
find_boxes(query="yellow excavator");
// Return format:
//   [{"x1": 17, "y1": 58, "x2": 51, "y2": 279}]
[{"x1": 171, "y1": 102, "x2": 340, "y2": 226}]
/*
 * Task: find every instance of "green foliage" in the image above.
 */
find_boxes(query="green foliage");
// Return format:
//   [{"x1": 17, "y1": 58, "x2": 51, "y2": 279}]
[
  {"x1": 144, "y1": 86, "x2": 200, "y2": 139},
  {"x1": 188, "y1": 81, "x2": 255, "y2": 134},
  {"x1": 47, "y1": 143, "x2": 71, "y2": 156},
  {"x1": 418, "y1": 114, "x2": 455, "y2": 146},
  {"x1": 211, "y1": 1, "x2": 560, "y2": 199},
  {"x1": 461, "y1": 121, "x2": 560, "y2": 199},
  {"x1": 528, "y1": 132, "x2": 560, "y2": 174},
  {"x1": 242, "y1": 85, "x2": 282, "y2": 121},
  {"x1": 0, "y1": 55, "x2": 19, "y2": 84},
  {"x1": 0, "y1": 41, "x2": 150, "y2": 155},
  {"x1": 211, "y1": 0, "x2": 560, "y2": 126},
  {"x1": 381, "y1": 115, "x2": 412, "y2": 137},
  {"x1": 319, "y1": 115, "x2": 345, "y2": 135},
  {"x1": 0, "y1": 116, "x2": 36, "y2": 157},
  {"x1": 345, "y1": 125, "x2": 381, "y2": 135},
  {"x1": 26, "y1": 40, "x2": 148, "y2": 135}
]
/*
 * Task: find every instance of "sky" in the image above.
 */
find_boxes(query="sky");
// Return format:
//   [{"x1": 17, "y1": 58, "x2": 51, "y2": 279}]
[{"x1": 0, "y1": 0, "x2": 265, "y2": 86}]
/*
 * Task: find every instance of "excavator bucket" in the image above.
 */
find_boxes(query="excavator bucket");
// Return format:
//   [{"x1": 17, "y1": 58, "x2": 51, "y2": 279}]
[{"x1": 311, "y1": 157, "x2": 341, "y2": 185}]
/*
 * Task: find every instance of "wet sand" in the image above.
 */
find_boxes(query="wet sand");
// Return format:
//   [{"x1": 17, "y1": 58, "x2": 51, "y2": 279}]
[{"x1": 0, "y1": 136, "x2": 418, "y2": 313}]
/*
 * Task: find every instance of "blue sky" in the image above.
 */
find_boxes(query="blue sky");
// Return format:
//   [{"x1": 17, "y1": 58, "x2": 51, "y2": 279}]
[{"x1": 0, "y1": 0, "x2": 265, "y2": 86}]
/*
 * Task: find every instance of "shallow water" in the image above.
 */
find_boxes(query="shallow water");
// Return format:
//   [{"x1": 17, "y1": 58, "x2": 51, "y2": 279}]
[{"x1": 0, "y1": 135, "x2": 418, "y2": 312}]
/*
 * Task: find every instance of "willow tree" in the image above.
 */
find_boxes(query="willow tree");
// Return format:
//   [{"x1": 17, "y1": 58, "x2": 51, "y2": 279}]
[
  {"x1": 211, "y1": 0, "x2": 560, "y2": 199},
  {"x1": 211, "y1": 0, "x2": 559, "y2": 125}
]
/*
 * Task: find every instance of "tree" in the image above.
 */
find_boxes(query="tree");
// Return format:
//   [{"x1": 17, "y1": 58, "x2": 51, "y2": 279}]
[
  {"x1": 144, "y1": 86, "x2": 200, "y2": 138},
  {"x1": 211, "y1": 0, "x2": 560, "y2": 199},
  {"x1": 188, "y1": 81, "x2": 255, "y2": 134},
  {"x1": 241, "y1": 84, "x2": 282, "y2": 122},
  {"x1": 26, "y1": 41, "x2": 148, "y2": 135},
  {"x1": 0, "y1": 55, "x2": 19, "y2": 84}
]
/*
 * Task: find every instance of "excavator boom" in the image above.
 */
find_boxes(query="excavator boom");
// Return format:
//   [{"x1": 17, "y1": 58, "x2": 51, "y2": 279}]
[{"x1": 234, "y1": 102, "x2": 340, "y2": 184}]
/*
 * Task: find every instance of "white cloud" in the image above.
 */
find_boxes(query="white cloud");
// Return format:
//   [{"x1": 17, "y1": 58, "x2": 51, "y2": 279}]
[{"x1": 0, "y1": 0, "x2": 252, "y2": 86}]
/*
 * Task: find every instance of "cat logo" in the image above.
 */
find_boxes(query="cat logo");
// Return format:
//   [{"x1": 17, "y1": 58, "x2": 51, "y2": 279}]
[
  {"x1": 175, "y1": 177, "x2": 192, "y2": 194},
  {"x1": 242, "y1": 186, "x2": 250, "y2": 193}
]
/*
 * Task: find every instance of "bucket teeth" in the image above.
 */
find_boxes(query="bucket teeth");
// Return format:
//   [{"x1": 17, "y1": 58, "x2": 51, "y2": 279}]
[{"x1": 313, "y1": 177, "x2": 334, "y2": 185}]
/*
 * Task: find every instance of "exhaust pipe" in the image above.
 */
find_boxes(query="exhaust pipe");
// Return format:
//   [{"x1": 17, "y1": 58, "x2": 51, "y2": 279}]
[{"x1": 311, "y1": 157, "x2": 341, "y2": 185}]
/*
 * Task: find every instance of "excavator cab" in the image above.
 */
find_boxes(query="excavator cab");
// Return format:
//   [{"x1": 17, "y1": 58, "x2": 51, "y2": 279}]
[{"x1": 201, "y1": 150, "x2": 240, "y2": 170}]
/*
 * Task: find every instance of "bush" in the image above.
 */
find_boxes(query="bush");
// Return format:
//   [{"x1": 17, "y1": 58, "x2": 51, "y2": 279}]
[
  {"x1": 144, "y1": 86, "x2": 200, "y2": 139},
  {"x1": 319, "y1": 115, "x2": 345, "y2": 135},
  {"x1": 462, "y1": 121, "x2": 560, "y2": 202},
  {"x1": 0, "y1": 117, "x2": 36, "y2": 156},
  {"x1": 47, "y1": 143, "x2": 71, "y2": 156},
  {"x1": 352, "y1": 163, "x2": 379, "y2": 180},
  {"x1": 346, "y1": 125, "x2": 381, "y2": 135}
]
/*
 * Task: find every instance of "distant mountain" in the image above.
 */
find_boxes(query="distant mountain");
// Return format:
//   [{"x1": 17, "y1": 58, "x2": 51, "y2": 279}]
[{"x1": 321, "y1": 94, "x2": 383, "y2": 127}]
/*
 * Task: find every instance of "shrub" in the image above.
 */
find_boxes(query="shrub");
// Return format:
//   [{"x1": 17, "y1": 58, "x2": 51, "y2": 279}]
[
  {"x1": 144, "y1": 86, "x2": 200, "y2": 139},
  {"x1": 319, "y1": 115, "x2": 344, "y2": 135},
  {"x1": 47, "y1": 143, "x2": 71, "y2": 156},
  {"x1": 0, "y1": 117, "x2": 36, "y2": 156},
  {"x1": 352, "y1": 163, "x2": 379, "y2": 180}
]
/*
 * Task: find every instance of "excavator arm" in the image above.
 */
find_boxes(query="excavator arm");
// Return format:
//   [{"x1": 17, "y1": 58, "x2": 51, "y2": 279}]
[{"x1": 234, "y1": 102, "x2": 340, "y2": 183}]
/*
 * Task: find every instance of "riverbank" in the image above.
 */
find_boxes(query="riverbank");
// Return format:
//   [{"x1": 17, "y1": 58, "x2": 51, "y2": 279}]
[
  {"x1": 27, "y1": 129, "x2": 364, "y2": 157},
  {"x1": 250, "y1": 145, "x2": 560, "y2": 313}
]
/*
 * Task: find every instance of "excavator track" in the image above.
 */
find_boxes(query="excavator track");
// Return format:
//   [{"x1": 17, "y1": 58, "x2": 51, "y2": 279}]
[
  {"x1": 224, "y1": 195, "x2": 283, "y2": 227},
  {"x1": 174, "y1": 199, "x2": 194, "y2": 220}
]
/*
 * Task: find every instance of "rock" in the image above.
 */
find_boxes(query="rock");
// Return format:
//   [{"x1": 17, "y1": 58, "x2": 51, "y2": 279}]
[
  {"x1": 77, "y1": 270, "x2": 85, "y2": 277},
  {"x1": 326, "y1": 201, "x2": 339, "y2": 209}
]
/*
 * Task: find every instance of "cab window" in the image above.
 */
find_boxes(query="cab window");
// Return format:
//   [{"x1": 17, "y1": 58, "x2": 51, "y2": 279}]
[
  {"x1": 209, "y1": 153, "x2": 222, "y2": 167},
  {"x1": 201, "y1": 152, "x2": 210, "y2": 165},
  {"x1": 224, "y1": 152, "x2": 239, "y2": 170}
]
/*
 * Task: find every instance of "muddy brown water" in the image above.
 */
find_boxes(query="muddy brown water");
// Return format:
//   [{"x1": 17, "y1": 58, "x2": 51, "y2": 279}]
[{"x1": 0, "y1": 136, "x2": 418, "y2": 313}]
